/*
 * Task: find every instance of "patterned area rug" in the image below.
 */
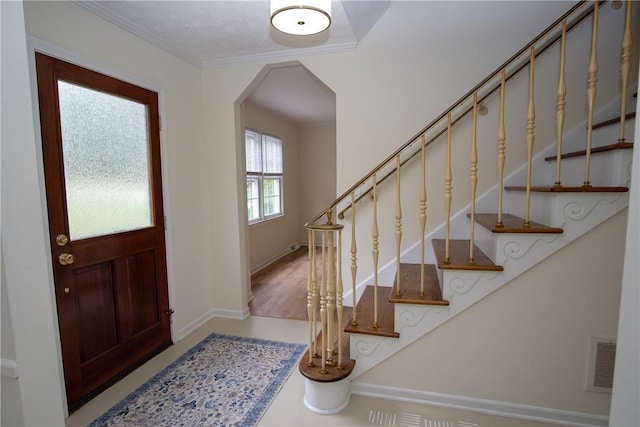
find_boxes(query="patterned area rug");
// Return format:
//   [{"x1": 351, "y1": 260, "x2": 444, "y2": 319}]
[{"x1": 89, "y1": 333, "x2": 306, "y2": 426}]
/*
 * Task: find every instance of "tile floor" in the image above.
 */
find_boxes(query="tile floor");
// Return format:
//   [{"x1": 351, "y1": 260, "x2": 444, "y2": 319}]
[{"x1": 65, "y1": 316, "x2": 558, "y2": 427}]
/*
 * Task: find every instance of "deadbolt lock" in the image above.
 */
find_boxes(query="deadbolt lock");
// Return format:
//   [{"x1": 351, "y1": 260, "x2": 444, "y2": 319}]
[
  {"x1": 58, "y1": 253, "x2": 75, "y2": 266},
  {"x1": 56, "y1": 234, "x2": 69, "y2": 246}
]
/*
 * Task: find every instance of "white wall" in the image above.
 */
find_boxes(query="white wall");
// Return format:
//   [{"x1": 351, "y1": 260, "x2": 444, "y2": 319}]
[
  {"x1": 1, "y1": 1, "x2": 66, "y2": 423},
  {"x1": 1, "y1": 260, "x2": 25, "y2": 426},
  {"x1": 609, "y1": 70, "x2": 640, "y2": 426}
]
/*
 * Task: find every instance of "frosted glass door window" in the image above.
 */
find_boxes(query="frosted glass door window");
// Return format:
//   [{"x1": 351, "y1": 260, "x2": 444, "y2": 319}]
[{"x1": 58, "y1": 80, "x2": 153, "y2": 240}]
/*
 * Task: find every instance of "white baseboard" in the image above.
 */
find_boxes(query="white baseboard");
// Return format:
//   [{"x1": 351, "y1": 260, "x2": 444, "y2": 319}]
[
  {"x1": 351, "y1": 382, "x2": 608, "y2": 427},
  {"x1": 176, "y1": 306, "x2": 250, "y2": 341},
  {"x1": 176, "y1": 308, "x2": 217, "y2": 341},
  {"x1": 251, "y1": 242, "x2": 303, "y2": 276},
  {"x1": 212, "y1": 307, "x2": 251, "y2": 321},
  {"x1": 1, "y1": 358, "x2": 19, "y2": 379}
]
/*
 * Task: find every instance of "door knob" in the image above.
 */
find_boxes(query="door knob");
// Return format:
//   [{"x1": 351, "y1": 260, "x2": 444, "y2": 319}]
[{"x1": 58, "y1": 253, "x2": 75, "y2": 266}]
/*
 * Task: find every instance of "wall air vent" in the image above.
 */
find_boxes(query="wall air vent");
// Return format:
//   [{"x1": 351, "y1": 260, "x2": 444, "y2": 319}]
[{"x1": 586, "y1": 336, "x2": 616, "y2": 393}]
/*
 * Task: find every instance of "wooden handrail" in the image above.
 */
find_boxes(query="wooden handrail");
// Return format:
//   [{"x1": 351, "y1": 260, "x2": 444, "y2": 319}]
[{"x1": 310, "y1": 0, "x2": 601, "y2": 225}]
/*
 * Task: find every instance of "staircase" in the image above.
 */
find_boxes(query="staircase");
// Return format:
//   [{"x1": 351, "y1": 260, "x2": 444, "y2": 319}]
[{"x1": 298, "y1": 0, "x2": 636, "y2": 418}]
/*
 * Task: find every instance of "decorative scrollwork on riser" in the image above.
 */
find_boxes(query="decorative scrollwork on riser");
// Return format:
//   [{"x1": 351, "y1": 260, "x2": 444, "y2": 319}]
[
  {"x1": 560, "y1": 195, "x2": 626, "y2": 227},
  {"x1": 397, "y1": 306, "x2": 445, "y2": 328},
  {"x1": 446, "y1": 273, "x2": 498, "y2": 299},
  {"x1": 501, "y1": 235, "x2": 558, "y2": 262},
  {"x1": 353, "y1": 337, "x2": 393, "y2": 357}
]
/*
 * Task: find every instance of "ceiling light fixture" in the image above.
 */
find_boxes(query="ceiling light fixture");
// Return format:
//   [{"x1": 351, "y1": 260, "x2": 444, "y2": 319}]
[{"x1": 270, "y1": 0, "x2": 331, "y2": 36}]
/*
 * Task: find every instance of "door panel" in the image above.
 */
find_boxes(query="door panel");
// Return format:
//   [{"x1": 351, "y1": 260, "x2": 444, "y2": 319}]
[
  {"x1": 35, "y1": 53, "x2": 172, "y2": 410},
  {"x1": 125, "y1": 250, "x2": 161, "y2": 335},
  {"x1": 74, "y1": 262, "x2": 119, "y2": 362}
]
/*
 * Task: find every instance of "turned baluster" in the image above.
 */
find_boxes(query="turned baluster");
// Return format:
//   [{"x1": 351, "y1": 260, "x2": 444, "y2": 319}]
[
  {"x1": 584, "y1": 1, "x2": 599, "y2": 188},
  {"x1": 496, "y1": 70, "x2": 506, "y2": 227},
  {"x1": 444, "y1": 114, "x2": 452, "y2": 264},
  {"x1": 419, "y1": 134, "x2": 427, "y2": 297},
  {"x1": 326, "y1": 224, "x2": 335, "y2": 365},
  {"x1": 319, "y1": 231, "x2": 327, "y2": 372},
  {"x1": 554, "y1": 21, "x2": 567, "y2": 189},
  {"x1": 306, "y1": 229, "x2": 315, "y2": 366},
  {"x1": 617, "y1": 0, "x2": 632, "y2": 145},
  {"x1": 372, "y1": 174, "x2": 379, "y2": 329},
  {"x1": 336, "y1": 228, "x2": 344, "y2": 369},
  {"x1": 350, "y1": 191, "x2": 358, "y2": 326},
  {"x1": 394, "y1": 156, "x2": 402, "y2": 298},
  {"x1": 525, "y1": 47, "x2": 536, "y2": 227},
  {"x1": 469, "y1": 92, "x2": 478, "y2": 265}
]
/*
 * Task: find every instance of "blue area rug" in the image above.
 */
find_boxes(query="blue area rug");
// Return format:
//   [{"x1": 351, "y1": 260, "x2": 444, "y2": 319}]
[{"x1": 89, "y1": 333, "x2": 306, "y2": 426}]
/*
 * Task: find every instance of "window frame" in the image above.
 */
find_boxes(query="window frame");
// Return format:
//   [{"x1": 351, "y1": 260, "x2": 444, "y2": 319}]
[{"x1": 245, "y1": 128, "x2": 284, "y2": 224}]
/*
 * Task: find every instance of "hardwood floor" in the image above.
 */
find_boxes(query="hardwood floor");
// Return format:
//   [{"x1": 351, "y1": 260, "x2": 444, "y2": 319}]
[{"x1": 249, "y1": 247, "x2": 311, "y2": 320}]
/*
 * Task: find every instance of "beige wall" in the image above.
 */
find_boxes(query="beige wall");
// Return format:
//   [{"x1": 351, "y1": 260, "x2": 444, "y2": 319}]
[
  {"x1": 357, "y1": 210, "x2": 627, "y2": 415},
  {"x1": 244, "y1": 101, "x2": 337, "y2": 272},
  {"x1": 22, "y1": 1, "x2": 214, "y2": 334},
  {"x1": 298, "y1": 122, "x2": 337, "y2": 243},
  {"x1": 245, "y1": 101, "x2": 301, "y2": 272}
]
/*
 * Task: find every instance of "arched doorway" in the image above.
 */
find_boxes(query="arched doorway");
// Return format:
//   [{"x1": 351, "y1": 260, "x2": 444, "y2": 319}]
[{"x1": 237, "y1": 62, "x2": 336, "y2": 319}]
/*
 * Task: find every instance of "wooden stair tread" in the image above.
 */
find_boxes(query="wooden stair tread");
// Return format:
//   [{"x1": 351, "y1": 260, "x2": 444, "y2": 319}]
[
  {"x1": 432, "y1": 239, "x2": 503, "y2": 271},
  {"x1": 471, "y1": 213, "x2": 563, "y2": 234},
  {"x1": 389, "y1": 264, "x2": 449, "y2": 305},
  {"x1": 592, "y1": 112, "x2": 635, "y2": 131},
  {"x1": 345, "y1": 285, "x2": 399, "y2": 338},
  {"x1": 299, "y1": 306, "x2": 355, "y2": 383},
  {"x1": 505, "y1": 185, "x2": 628, "y2": 193},
  {"x1": 545, "y1": 141, "x2": 633, "y2": 161}
]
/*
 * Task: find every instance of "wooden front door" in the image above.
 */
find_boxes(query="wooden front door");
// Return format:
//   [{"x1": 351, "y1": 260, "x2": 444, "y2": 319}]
[{"x1": 35, "y1": 53, "x2": 172, "y2": 410}]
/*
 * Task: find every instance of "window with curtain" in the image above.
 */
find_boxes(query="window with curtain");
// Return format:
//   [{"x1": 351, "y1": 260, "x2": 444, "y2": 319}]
[{"x1": 246, "y1": 129, "x2": 283, "y2": 223}]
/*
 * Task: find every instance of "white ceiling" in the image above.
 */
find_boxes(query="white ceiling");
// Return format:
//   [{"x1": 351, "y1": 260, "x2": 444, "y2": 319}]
[{"x1": 74, "y1": 1, "x2": 391, "y2": 124}]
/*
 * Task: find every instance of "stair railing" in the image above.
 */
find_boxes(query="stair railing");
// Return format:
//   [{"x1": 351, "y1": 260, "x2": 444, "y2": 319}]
[{"x1": 303, "y1": 0, "x2": 634, "y2": 378}]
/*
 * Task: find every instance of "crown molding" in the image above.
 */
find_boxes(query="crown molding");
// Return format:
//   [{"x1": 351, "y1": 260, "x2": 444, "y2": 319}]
[{"x1": 73, "y1": 1, "x2": 358, "y2": 70}]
